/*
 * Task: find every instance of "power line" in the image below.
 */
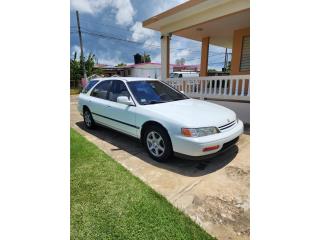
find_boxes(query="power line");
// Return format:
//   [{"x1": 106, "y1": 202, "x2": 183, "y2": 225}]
[
  {"x1": 80, "y1": 28, "x2": 232, "y2": 55},
  {"x1": 82, "y1": 30, "x2": 161, "y2": 49}
]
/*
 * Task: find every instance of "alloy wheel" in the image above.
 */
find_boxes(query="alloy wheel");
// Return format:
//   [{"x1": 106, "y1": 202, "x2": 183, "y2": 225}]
[
  {"x1": 146, "y1": 131, "x2": 165, "y2": 157},
  {"x1": 84, "y1": 111, "x2": 92, "y2": 127}
]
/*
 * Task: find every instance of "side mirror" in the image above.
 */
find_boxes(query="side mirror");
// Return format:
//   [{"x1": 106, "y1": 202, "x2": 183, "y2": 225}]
[{"x1": 117, "y1": 96, "x2": 134, "y2": 106}]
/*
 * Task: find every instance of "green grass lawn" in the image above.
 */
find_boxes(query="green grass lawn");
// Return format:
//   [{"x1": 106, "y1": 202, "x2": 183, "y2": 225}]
[{"x1": 71, "y1": 128, "x2": 215, "y2": 240}]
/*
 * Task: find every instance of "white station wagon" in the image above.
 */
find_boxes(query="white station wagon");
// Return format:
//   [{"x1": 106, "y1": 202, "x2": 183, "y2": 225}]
[{"x1": 78, "y1": 77, "x2": 243, "y2": 162}]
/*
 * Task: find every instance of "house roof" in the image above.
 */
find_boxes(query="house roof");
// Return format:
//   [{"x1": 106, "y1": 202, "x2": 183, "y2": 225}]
[{"x1": 143, "y1": 0, "x2": 206, "y2": 28}]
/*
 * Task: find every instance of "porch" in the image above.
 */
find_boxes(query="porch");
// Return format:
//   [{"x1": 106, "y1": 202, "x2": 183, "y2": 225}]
[{"x1": 143, "y1": 0, "x2": 250, "y2": 122}]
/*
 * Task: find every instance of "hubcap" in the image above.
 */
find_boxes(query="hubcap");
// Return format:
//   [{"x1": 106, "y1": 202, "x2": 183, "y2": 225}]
[
  {"x1": 146, "y1": 131, "x2": 165, "y2": 157},
  {"x1": 84, "y1": 111, "x2": 92, "y2": 126}
]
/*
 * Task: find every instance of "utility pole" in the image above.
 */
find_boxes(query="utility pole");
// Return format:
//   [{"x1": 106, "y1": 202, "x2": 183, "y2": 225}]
[
  {"x1": 223, "y1": 48, "x2": 228, "y2": 72},
  {"x1": 76, "y1": 10, "x2": 87, "y2": 80}
]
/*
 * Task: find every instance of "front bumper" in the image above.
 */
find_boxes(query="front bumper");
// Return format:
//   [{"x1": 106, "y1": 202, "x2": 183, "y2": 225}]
[{"x1": 171, "y1": 120, "x2": 244, "y2": 159}]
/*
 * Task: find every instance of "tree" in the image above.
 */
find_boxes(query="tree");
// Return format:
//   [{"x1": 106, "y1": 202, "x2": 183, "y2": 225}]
[
  {"x1": 116, "y1": 62, "x2": 127, "y2": 67},
  {"x1": 208, "y1": 69, "x2": 217, "y2": 73},
  {"x1": 227, "y1": 61, "x2": 231, "y2": 72},
  {"x1": 70, "y1": 52, "x2": 81, "y2": 87},
  {"x1": 70, "y1": 52, "x2": 103, "y2": 88},
  {"x1": 84, "y1": 52, "x2": 96, "y2": 77},
  {"x1": 142, "y1": 52, "x2": 151, "y2": 63},
  {"x1": 175, "y1": 58, "x2": 185, "y2": 65}
]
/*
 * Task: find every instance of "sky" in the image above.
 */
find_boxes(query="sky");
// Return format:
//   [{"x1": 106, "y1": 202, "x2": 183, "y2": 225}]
[{"x1": 70, "y1": 0, "x2": 230, "y2": 70}]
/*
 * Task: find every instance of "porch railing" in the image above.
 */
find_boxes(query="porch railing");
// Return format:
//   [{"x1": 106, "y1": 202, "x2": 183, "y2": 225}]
[{"x1": 166, "y1": 75, "x2": 250, "y2": 101}]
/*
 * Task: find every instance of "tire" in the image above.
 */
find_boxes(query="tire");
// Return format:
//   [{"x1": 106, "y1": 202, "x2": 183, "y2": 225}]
[
  {"x1": 83, "y1": 108, "x2": 95, "y2": 129},
  {"x1": 143, "y1": 125, "x2": 173, "y2": 162}
]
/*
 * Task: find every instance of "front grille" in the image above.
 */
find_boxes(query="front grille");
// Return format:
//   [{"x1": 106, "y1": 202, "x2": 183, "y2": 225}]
[{"x1": 218, "y1": 120, "x2": 236, "y2": 131}]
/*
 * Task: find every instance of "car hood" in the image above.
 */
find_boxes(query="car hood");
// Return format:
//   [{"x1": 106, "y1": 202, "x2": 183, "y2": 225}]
[{"x1": 142, "y1": 99, "x2": 236, "y2": 128}]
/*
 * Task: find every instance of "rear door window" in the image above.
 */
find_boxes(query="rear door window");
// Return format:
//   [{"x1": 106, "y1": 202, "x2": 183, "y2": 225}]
[
  {"x1": 107, "y1": 80, "x2": 131, "y2": 102},
  {"x1": 90, "y1": 80, "x2": 112, "y2": 99}
]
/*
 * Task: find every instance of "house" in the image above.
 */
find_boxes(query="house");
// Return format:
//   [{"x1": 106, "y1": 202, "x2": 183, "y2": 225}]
[
  {"x1": 93, "y1": 64, "x2": 131, "y2": 77},
  {"x1": 172, "y1": 64, "x2": 199, "y2": 72},
  {"x1": 127, "y1": 63, "x2": 163, "y2": 79},
  {"x1": 143, "y1": 0, "x2": 250, "y2": 123}
]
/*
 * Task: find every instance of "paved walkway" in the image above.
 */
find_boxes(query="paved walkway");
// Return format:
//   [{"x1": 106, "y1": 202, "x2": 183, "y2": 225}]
[{"x1": 71, "y1": 95, "x2": 250, "y2": 240}]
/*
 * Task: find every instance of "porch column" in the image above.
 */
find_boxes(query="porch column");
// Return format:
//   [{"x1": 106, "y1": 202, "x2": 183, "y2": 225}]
[
  {"x1": 200, "y1": 37, "x2": 210, "y2": 76},
  {"x1": 161, "y1": 33, "x2": 170, "y2": 80}
]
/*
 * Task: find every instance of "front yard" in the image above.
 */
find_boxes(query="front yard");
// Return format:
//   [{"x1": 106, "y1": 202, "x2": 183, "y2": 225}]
[{"x1": 71, "y1": 128, "x2": 214, "y2": 240}]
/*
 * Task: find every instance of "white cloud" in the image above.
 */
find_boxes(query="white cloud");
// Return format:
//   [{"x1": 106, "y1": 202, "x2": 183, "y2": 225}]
[
  {"x1": 95, "y1": 50, "x2": 124, "y2": 66},
  {"x1": 71, "y1": 45, "x2": 81, "y2": 54},
  {"x1": 70, "y1": 45, "x2": 83, "y2": 59},
  {"x1": 98, "y1": 56, "x2": 122, "y2": 66},
  {"x1": 71, "y1": 0, "x2": 92, "y2": 13},
  {"x1": 70, "y1": 0, "x2": 135, "y2": 26},
  {"x1": 130, "y1": 22, "x2": 155, "y2": 41},
  {"x1": 112, "y1": 0, "x2": 135, "y2": 26}
]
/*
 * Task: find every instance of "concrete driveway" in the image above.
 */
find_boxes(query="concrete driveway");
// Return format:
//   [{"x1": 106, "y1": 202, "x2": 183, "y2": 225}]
[{"x1": 71, "y1": 95, "x2": 250, "y2": 240}]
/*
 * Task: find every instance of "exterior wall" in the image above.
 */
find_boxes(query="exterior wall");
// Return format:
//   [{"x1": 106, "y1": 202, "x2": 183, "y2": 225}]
[
  {"x1": 130, "y1": 67, "x2": 161, "y2": 79},
  {"x1": 129, "y1": 64, "x2": 174, "y2": 79},
  {"x1": 207, "y1": 100, "x2": 250, "y2": 124},
  {"x1": 231, "y1": 27, "x2": 250, "y2": 75}
]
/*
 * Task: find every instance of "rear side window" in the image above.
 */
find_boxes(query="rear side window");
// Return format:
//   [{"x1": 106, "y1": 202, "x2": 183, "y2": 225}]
[
  {"x1": 91, "y1": 81, "x2": 112, "y2": 99},
  {"x1": 82, "y1": 80, "x2": 98, "y2": 93}
]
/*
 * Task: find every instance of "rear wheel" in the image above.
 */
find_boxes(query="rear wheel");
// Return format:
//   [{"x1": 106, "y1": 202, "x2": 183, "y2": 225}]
[
  {"x1": 143, "y1": 125, "x2": 172, "y2": 162},
  {"x1": 83, "y1": 108, "x2": 95, "y2": 129}
]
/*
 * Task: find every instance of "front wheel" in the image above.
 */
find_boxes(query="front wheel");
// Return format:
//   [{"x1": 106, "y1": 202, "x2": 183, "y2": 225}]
[
  {"x1": 83, "y1": 108, "x2": 95, "y2": 129},
  {"x1": 143, "y1": 125, "x2": 173, "y2": 162}
]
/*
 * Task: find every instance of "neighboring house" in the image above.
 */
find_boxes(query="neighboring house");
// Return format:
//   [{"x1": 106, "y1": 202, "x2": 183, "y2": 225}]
[
  {"x1": 94, "y1": 63, "x2": 200, "y2": 79},
  {"x1": 127, "y1": 63, "x2": 164, "y2": 79},
  {"x1": 173, "y1": 64, "x2": 199, "y2": 72},
  {"x1": 93, "y1": 64, "x2": 131, "y2": 77},
  {"x1": 143, "y1": 0, "x2": 250, "y2": 123}
]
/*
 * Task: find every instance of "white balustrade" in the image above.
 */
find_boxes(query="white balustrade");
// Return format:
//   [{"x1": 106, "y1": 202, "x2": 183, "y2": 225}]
[{"x1": 166, "y1": 75, "x2": 250, "y2": 101}]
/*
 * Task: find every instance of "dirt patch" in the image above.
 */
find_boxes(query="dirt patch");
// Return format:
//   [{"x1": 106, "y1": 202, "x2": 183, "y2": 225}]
[
  {"x1": 225, "y1": 166, "x2": 249, "y2": 181},
  {"x1": 192, "y1": 195, "x2": 250, "y2": 237}
]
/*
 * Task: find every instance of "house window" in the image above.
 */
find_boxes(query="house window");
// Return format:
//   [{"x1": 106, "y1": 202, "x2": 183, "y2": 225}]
[{"x1": 239, "y1": 36, "x2": 250, "y2": 72}]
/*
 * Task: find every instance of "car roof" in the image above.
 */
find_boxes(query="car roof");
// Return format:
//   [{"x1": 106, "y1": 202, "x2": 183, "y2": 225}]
[{"x1": 90, "y1": 77, "x2": 157, "y2": 82}]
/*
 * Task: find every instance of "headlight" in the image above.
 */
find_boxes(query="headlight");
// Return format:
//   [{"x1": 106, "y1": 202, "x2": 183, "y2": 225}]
[{"x1": 181, "y1": 127, "x2": 220, "y2": 137}]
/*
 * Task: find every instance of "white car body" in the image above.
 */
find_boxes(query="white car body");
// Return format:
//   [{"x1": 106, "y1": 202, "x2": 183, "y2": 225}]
[{"x1": 78, "y1": 77, "x2": 243, "y2": 160}]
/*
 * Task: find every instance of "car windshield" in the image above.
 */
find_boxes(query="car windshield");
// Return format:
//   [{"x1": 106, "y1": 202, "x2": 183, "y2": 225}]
[
  {"x1": 127, "y1": 80, "x2": 188, "y2": 105},
  {"x1": 82, "y1": 80, "x2": 99, "y2": 93}
]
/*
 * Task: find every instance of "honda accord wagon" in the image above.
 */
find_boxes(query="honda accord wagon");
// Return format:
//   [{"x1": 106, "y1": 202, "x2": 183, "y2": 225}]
[{"x1": 78, "y1": 77, "x2": 243, "y2": 162}]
